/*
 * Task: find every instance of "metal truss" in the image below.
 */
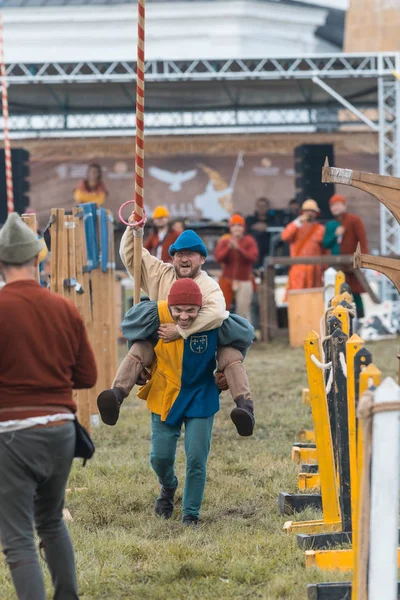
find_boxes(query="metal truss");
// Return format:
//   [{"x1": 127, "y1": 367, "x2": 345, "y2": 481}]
[
  {"x1": 4, "y1": 53, "x2": 400, "y2": 84},
  {"x1": 2, "y1": 50, "x2": 400, "y2": 298},
  {"x1": 378, "y1": 76, "x2": 400, "y2": 300},
  {"x1": 2, "y1": 106, "x2": 378, "y2": 139}
]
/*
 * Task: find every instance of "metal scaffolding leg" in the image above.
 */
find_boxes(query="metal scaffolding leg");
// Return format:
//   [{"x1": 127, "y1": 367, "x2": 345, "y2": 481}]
[{"x1": 378, "y1": 75, "x2": 400, "y2": 300}]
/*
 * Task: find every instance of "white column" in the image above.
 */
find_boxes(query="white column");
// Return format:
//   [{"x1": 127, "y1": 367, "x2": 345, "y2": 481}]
[{"x1": 369, "y1": 377, "x2": 400, "y2": 600}]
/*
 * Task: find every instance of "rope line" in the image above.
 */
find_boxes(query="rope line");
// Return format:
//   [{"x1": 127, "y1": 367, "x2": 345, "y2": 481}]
[{"x1": 0, "y1": 14, "x2": 13, "y2": 214}]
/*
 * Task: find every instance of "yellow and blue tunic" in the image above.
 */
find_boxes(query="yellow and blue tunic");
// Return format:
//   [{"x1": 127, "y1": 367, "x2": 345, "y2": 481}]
[
  {"x1": 121, "y1": 301, "x2": 254, "y2": 427},
  {"x1": 135, "y1": 301, "x2": 219, "y2": 425}
]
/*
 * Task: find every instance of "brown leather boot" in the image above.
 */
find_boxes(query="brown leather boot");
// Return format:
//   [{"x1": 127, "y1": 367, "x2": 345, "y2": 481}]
[
  {"x1": 97, "y1": 388, "x2": 127, "y2": 426},
  {"x1": 230, "y1": 396, "x2": 255, "y2": 437}
]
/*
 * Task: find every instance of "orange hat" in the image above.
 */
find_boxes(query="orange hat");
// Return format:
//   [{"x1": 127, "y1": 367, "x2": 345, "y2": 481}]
[
  {"x1": 168, "y1": 278, "x2": 202, "y2": 307},
  {"x1": 301, "y1": 199, "x2": 320, "y2": 213},
  {"x1": 329, "y1": 194, "x2": 346, "y2": 206},
  {"x1": 229, "y1": 214, "x2": 245, "y2": 227},
  {"x1": 153, "y1": 205, "x2": 170, "y2": 219}
]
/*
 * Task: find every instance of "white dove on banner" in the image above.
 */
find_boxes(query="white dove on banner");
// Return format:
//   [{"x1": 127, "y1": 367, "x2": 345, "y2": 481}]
[
  {"x1": 148, "y1": 167, "x2": 198, "y2": 192},
  {"x1": 194, "y1": 181, "x2": 233, "y2": 221}
]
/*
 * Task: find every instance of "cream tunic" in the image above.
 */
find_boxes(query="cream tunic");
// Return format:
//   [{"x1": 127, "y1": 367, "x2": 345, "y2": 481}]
[{"x1": 120, "y1": 227, "x2": 229, "y2": 338}]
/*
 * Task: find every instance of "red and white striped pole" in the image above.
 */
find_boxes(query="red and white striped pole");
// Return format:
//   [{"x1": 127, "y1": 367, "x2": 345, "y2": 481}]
[
  {"x1": 132, "y1": 0, "x2": 146, "y2": 304},
  {"x1": 0, "y1": 14, "x2": 13, "y2": 215}
]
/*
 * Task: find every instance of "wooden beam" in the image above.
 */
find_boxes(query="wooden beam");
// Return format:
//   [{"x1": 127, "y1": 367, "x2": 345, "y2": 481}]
[
  {"x1": 322, "y1": 159, "x2": 400, "y2": 226},
  {"x1": 354, "y1": 243, "x2": 400, "y2": 294}
]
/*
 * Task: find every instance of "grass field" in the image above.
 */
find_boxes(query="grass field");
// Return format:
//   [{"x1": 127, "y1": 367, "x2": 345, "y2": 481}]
[{"x1": 0, "y1": 338, "x2": 398, "y2": 599}]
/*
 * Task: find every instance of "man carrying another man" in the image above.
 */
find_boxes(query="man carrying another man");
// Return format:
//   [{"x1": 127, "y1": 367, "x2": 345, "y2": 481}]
[
  {"x1": 97, "y1": 215, "x2": 255, "y2": 437},
  {"x1": 117, "y1": 277, "x2": 253, "y2": 525}
]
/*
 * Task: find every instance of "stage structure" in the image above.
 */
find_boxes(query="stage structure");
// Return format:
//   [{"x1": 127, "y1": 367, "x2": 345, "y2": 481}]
[{"x1": 2, "y1": 52, "x2": 400, "y2": 299}]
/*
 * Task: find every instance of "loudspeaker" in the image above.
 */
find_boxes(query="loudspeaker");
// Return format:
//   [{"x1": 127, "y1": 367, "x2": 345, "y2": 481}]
[
  {"x1": 0, "y1": 149, "x2": 30, "y2": 225},
  {"x1": 294, "y1": 144, "x2": 334, "y2": 220}
]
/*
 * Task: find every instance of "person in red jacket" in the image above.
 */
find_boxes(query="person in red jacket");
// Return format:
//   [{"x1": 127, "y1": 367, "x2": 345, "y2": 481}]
[
  {"x1": 214, "y1": 214, "x2": 259, "y2": 320},
  {"x1": 323, "y1": 193, "x2": 369, "y2": 317},
  {"x1": 144, "y1": 206, "x2": 180, "y2": 263},
  {"x1": 0, "y1": 213, "x2": 97, "y2": 600}
]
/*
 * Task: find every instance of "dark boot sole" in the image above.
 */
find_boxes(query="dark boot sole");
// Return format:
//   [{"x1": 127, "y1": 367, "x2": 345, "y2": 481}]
[
  {"x1": 97, "y1": 390, "x2": 120, "y2": 426},
  {"x1": 230, "y1": 407, "x2": 255, "y2": 437}
]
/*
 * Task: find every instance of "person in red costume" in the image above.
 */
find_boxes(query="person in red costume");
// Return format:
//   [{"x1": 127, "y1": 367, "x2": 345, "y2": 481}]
[
  {"x1": 214, "y1": 214, "x2": 259, "y2": 321},
  {"x1": 144, "y1": 206, "x2": 179, "y2": 264},
  {"x1": 323, "y1": 193, "x2": 369, "y2": 317}
]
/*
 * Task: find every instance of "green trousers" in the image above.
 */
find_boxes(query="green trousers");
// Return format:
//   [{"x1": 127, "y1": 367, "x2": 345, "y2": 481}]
[{"x1": 150, "y1": 413, "x2": 214, "y2": 520}]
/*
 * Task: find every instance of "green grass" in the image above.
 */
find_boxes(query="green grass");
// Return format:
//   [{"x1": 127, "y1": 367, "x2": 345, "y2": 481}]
[{"x1": 0, "y1": 338, "x2": 398, "y2": 599}]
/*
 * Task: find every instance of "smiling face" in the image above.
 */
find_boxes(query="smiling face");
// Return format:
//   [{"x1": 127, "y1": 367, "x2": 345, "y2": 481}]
[
  {"x1": 330, "y1": 201, "x2": 347, "y2": 217},
  {"x1": 230, "y1": 223, "x2": 245, "y2": 238},
  {"x1": 172, "y1": 251, "x2": 205, "y2": 279},
  {"x1": 169, "y1": 304, "x2": 201, "y2": 329}
]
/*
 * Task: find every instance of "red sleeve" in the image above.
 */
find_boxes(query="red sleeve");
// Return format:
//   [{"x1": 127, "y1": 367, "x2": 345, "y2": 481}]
[
  {"x1": 239, "y1": 236, "x2": 259, "y2": 263},
  {"x1": 214, "y1": 236, "x2": 231, "y2": 262},
  {"x1": 354, "y1": 216, "x2": 369, "y2": 254},
  {"x1": 71, "y1": 316, "x2": 98, "y2": 389},
  {"x1": 144, "y1": 233, "x2": 155, "y2": 252},
  {"x1": 281, "y1": 221, "x2": 299, "y2": 243}
]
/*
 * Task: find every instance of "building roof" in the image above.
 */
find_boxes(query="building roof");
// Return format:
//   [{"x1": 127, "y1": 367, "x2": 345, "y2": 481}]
[{"x1": 3, "y1": 0, "x2": 342, "y2": 9}]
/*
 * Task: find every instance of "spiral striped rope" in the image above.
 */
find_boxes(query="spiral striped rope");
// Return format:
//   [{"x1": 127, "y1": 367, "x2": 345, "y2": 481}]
[{"x1": 0, "y1": 14, "x2": 13, "y2": 214}]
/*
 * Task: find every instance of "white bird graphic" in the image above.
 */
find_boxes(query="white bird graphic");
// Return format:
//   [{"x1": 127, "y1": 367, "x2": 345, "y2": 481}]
[
  {"x1": 194, "y1": 181, "x2": 233, "y2": 221},
  {"x1": 148, "y1": 167, "x2": 198, "y2": 192}
]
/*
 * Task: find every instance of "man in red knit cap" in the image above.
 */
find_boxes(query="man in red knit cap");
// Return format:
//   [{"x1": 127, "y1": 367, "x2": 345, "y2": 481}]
[
  {"x1": 323, "y1": 193, "x2": 369, "y2": 317},
  {"x1": 0, "y1": 213, "x2": 97, "y2": 600},
  {"x1": 111, "y1": 277, "x2": 253, "y2": 525},
  {"x1": 214, "y1": 214, "x2": 259, "y2": 321}
]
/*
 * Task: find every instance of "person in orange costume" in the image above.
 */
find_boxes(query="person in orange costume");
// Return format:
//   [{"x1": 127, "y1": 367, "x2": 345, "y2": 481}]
[
  {"x1": 281, "y1": 199, "x2": 325, "y2": 292},
  {"x1": 214, "y1": 214, "x2": 259, "y2": 320}
]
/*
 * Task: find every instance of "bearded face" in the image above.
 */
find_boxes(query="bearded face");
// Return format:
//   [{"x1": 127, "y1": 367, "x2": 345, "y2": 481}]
[{"x1": 172, "y1": 251, "x2": 206, "y2": 279}]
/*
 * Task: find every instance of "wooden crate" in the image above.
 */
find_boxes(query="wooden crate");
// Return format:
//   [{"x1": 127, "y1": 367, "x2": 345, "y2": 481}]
[{"x1": 287, "y1": 288, "x2": 325, "y2": 348}]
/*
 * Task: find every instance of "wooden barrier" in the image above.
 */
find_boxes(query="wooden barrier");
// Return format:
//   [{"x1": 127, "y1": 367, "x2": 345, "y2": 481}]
[{"x1": 48, "y1": 206, "x2": 118, "y2": 429}]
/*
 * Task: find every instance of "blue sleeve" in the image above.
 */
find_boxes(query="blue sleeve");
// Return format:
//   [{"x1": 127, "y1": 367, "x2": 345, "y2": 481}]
[
  {"x1": 121, "y1": 300, "x2": 160, "y2": 345},
  {"x1": 218, "y1": 314, "x2": 254, "y2": 357}
]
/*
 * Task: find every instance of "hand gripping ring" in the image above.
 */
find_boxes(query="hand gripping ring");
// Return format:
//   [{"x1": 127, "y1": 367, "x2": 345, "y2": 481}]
[{"x1": 118, "y1": 200, "x2": 146, "y2": 227}]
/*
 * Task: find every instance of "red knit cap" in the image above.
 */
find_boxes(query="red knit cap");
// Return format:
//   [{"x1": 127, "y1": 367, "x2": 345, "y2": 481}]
[
  {"x1": 168, "y1": 278, "x2": 202, "y2": 307},
  {"x1": 329, "y1": 194, "x2": 346, "y2": 206}
]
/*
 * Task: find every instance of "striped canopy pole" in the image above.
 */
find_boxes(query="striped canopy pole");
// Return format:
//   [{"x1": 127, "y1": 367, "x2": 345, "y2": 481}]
[
  {"x1": 133, "y1": 0, "x2": 146, "y2": 305},
  {"x1": 0, "y1": 14, "x2": 13, "y2": 215}
]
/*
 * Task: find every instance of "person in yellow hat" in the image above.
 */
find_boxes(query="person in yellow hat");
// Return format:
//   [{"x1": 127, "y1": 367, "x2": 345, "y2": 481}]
[
  {"x1": 280, "y1": 199, "x2": 325, "y2": 292},
  {"x1": 144, "y1": 205, "x2": 180, "y2": 263}
]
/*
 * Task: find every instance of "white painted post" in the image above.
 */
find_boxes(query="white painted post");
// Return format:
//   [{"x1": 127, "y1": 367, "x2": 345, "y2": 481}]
[
  {"x1": 324, "y1": 267, "x2": 336, "y2": 309},
  {"x1": 369, "y1": 377, "x2": 400, "y2": 600}
]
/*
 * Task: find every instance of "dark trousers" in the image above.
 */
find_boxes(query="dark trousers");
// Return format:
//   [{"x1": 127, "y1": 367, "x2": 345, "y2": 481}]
[{"x1": 0, "y1": 423, "x2": 78, "y2": 600}]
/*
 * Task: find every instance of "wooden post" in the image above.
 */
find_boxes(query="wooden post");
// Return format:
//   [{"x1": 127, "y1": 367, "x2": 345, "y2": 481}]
[
  {"x1": 21, "y1": 213, "x2": 40, "y2": 283},
  {"x1": 346, "y1": 334, "x2": 365, "y2": 532},
  {"x1": 304, "y1": 331, "x2": 341, "y2": 526},
  {"x1": 107, "y1": 211, "x2": 118, "y2": 383},
  {"x1": 368, "y1": 378, "x2": 400, "y2": 600},
  {"x1": 331, "y1": 328, "x2": 352, "y2": 533},
  {"x1": 264, "y1": 264, "x2": 278, "y2": 341},
  {"x1": 71, "y1": 209, "x2": 92, "y2": 432},
  {"x1": 50, "y1": 209, "x2": 66, "y2": 296},
  {"x1": 352, "y1": 362, "x2": 382, "y2": 600},
  {"x1": 335, "y1": 271, "x2": 345, "y2": 297}
]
